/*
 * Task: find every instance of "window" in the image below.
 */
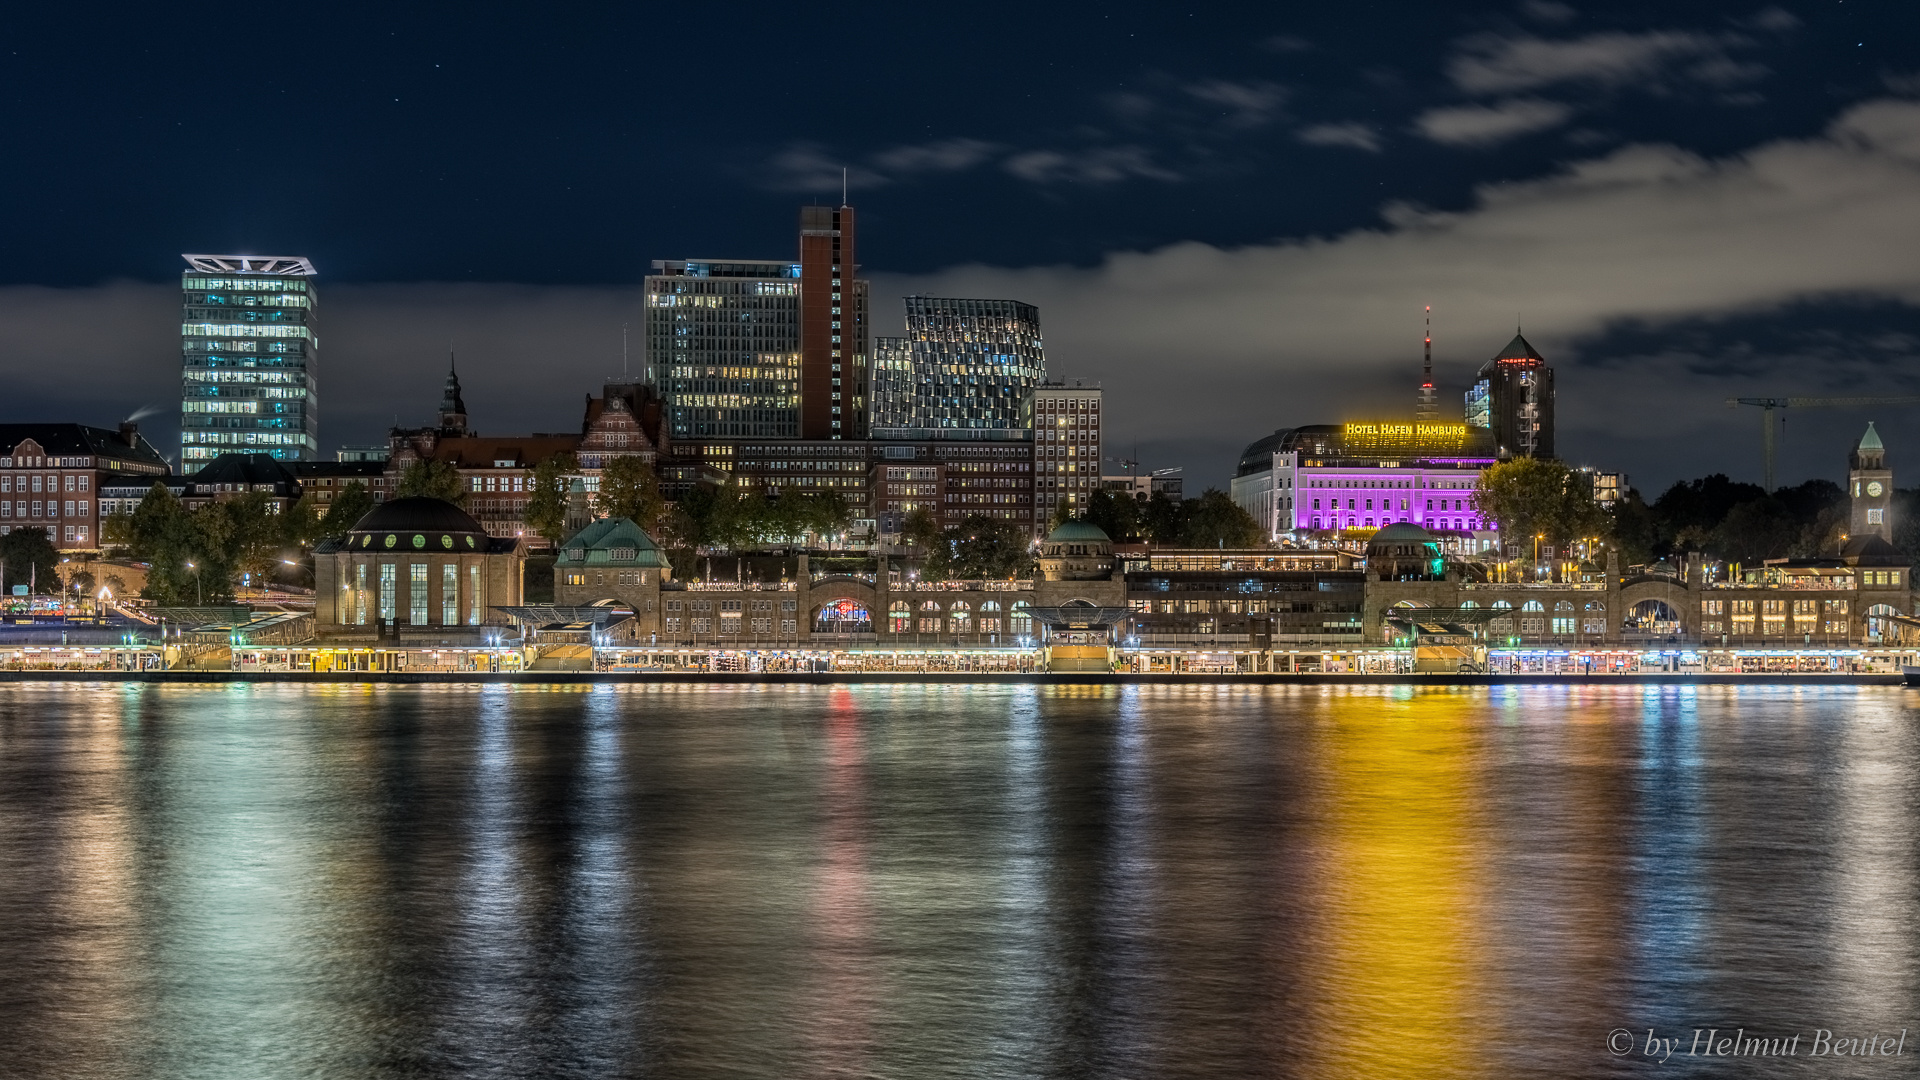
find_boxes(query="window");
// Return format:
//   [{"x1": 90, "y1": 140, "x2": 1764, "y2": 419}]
[
  {"x1": 410, "y1": 564, "x2": 428, "y2": 625},
  {"x1": 1868, "y1": 508, "x2": 1884, "y2": 524},
  {"x1": 889, "y1": 601, "x2": 911, "y2": 632},
  {"x1": 443, "y1": 564, "x2": 459, "y2": 625},
  {"x1": 379, "y1": 564, "x2": 396, "y2": 621},
  {"x1": 469, "y1": 565, "x2": 482, "y2": 625},
  {"x1": 356, "y1": 565, "x2": 368, "y2": 624}
]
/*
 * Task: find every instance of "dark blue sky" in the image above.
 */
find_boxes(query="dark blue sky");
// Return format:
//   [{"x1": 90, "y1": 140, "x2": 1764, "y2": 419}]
[{"x1": 3, "y1": 1, "x2": 1919, "y2": 492}]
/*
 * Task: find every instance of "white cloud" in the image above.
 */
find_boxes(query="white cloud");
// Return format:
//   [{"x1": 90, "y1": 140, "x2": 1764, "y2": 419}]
[
  {"x1": 1297, "y1": 122, "x2": 1383, "y2": 152},
  {"x1": 1003, "y1": 146, "x2": 1180, "y2": 184},
  {"x1": 870, "y1": 100, "x2": 1920, "y2": 488},
  {"x1": 760, "y1": 144, "x2": 887, "y2": 192},
  {"x1": 1415, "y1": 98, "x2": 1573, "y2": 145},
  {"x1": 869, "y1": 138, "x2": 1002, "y2": 174},
  {"x1": 1448, "y1": 30, "x2": 1745, "y2": 95},
  {"x1": 1184, "y1": 79, "x2": 1288, "y2": 127}
]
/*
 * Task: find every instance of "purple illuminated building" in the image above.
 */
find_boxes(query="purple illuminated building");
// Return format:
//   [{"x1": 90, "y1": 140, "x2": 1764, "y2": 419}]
[{"x1": 1231, "y1": 422, "x2": 1500, "y2": 553}]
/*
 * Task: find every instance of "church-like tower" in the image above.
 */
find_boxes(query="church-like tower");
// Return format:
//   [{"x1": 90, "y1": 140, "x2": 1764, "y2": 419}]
[
  {"x1": 439, "y1": 353, "x2": 470, "y2": 436},
  {"x1": 1849, "y1": 422, "x2": 1891, "y2": 540}
]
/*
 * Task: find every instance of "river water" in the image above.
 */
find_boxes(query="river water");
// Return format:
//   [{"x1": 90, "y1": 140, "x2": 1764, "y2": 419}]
[{"x1": 0, "y1": 684, "x2": 1916, "y2": 1079}]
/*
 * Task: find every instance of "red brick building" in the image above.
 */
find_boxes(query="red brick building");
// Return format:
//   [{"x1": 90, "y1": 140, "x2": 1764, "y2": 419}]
[{"x1": 0, "y1": 423, "x2": 169, "y2": 550}]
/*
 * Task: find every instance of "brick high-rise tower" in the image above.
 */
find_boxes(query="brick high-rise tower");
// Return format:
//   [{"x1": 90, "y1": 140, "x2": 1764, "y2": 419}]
[{"x1": 798, "y1": 205, "x2": 868, "y2": 439}]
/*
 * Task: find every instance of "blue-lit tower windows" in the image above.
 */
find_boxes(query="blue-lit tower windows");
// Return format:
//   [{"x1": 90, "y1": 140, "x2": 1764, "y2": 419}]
[{"x1": 179, "y1": 254, "x2": 319, "y2": 466}]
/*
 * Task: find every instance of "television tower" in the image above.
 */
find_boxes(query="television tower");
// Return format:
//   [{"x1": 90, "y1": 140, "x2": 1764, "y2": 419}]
[{"x1": 1416, "y1": 305, "x2": 1438, "y2": 423}]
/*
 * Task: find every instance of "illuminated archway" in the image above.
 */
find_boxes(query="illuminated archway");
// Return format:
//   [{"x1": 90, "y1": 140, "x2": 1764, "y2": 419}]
[{"x1": 813, "y1": 598, "x2": 871, "y2": 633}]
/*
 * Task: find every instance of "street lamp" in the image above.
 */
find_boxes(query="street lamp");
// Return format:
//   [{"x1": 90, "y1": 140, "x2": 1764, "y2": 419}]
[{"x1": 186, "y1": 561, "x2": 201, "y2": 606}]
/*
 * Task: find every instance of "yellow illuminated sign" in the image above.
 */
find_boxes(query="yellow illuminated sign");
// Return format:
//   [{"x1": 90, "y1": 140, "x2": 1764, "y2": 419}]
[{"x1": 1343, "y1": 422, "x2": 1467, "y2": 437}]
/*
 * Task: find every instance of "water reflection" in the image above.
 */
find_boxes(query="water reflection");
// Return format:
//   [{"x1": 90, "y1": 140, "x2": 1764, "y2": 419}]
[{"x1": 0, "y1": 684, "x2": 1915, "y2": 1080}]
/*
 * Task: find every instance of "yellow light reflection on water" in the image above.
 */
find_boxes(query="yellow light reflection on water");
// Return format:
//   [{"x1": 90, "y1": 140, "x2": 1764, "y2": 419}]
[{"x1": 1295, "y1": 689, "x2": 1485, "y2": 1079}]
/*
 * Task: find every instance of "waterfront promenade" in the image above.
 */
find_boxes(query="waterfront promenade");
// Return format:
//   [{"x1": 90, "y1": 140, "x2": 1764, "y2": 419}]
[{"x1": 0, "y1": 669, "x2": 1901, "y2": 685}]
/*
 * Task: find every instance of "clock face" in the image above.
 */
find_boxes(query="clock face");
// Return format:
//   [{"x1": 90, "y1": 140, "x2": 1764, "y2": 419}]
[{"x1": 1868, "y1": 481, "x2": 1884, "y2": 497}]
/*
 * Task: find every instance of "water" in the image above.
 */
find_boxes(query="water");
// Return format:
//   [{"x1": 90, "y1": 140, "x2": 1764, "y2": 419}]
[{"x1": 0, "y1": 684, "x2": 1916, "y2": 1079}]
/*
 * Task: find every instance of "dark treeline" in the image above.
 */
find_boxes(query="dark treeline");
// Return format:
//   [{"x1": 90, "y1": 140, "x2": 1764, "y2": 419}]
[{"x1": 1610, "y1": 474, "x2": 1920, "y2": 567}]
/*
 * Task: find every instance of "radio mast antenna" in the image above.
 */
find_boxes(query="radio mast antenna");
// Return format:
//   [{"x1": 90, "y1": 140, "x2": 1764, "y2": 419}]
[{"x1": 1416, "y1": 305, "x2": 1438, "y2": 423}]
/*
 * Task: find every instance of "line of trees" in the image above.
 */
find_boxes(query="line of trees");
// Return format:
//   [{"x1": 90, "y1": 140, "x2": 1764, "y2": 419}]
[
  {"x1": 1470, "y1": 458, "x2": 1920, "y2": 569},
  {"x1": 667, "y1": 481, "x2": 856, "y2": 552},
  {"x1": 1077, "y1": 487, "x2": 1265, "y2": 548},
  {"x1": 901, "y1": 509, "x2": 1034, "y2": 579}
]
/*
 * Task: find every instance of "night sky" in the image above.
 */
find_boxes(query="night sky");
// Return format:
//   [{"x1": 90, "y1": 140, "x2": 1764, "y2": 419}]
[{"x1": 3, "y1": 1, "x2": 1918, "y2": 494}]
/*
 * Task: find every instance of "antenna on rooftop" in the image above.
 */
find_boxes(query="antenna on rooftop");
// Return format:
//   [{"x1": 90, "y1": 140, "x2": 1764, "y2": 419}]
[
  {"x1": 841, "y1": 167, "x2": 848, "y2": 206},
  {"x1": 1416, "y1": 304, "x2": 1438, "y2": 423},
  {"x1": 622, "y1": 323, "x2": 630, "y2": 379}
]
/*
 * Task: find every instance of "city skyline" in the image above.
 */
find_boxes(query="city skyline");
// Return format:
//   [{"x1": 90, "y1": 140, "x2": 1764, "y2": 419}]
[{"x1": 3, "y1": 3, "x2": 1920, "y2": 494}]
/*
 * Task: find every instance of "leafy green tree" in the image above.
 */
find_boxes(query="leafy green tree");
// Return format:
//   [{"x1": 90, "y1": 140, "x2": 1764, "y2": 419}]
[
  {"x1": 282, "y1": 493, "x2": 323, "y2": 546},
  {"x1": 67, "y1": 569, "x2": 96, "y2": 600},
  {"x1": 125, "y1": 483, "x2": 233, "y2": 605},
  {"x1": 594, "y1": 456, "x2": 665, "y2": 530},
  {"x1": 1084, "y1": 488, "x2": 1142, "y2": 543},
  {"x1": 395, "y1": 458, "x2": 468, "y2": 505},
  {"x1": 318, "y1": 482, "x2": 375, "y2": 537},
  {"x1": 948, "y1": 515, "x2": 1034, "y2": 579},
  {"x1": 0, "y1": 527, "x2": 58, "y2": 595},
  {"x1": 1178, "y1": 489, "x2": 1265, "y2": 548},
  {"x1": 1710, "y1": 497, "x2": 1801, "y2": 564},
  {"x1": 219, "y1": 491, "x2": 285, "y2": 588},
  {"x1": 1607, "y1": 489, "x2": 1658, "y2": 567},
  {"x1": 525, "y1": 452, "x2": 579, "y2": 547},
  {"x1": 900, "y1": 506, "x2": 950, "y2": 579},
  {"x1": 1472, "y1": 457, "x2": 1609, "y2": 552},
  {"x1": 1142, "y1": 491, "x2": 1183, "y2": 544},
  {"x1": 101, "y1": 509, "x2": 136, "y2": 552}
]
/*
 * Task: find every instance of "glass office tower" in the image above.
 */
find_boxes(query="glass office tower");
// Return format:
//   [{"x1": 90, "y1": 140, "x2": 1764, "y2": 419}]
[
  {"x1": 645, "y1": 259, "x2": 804, "y2": 439},
  {"x1": 870, "y1": 296, "x2": 1045, "y2": 440},
  {"x1": 179, "y1": 254, "x2": 319, "y2": 466}
]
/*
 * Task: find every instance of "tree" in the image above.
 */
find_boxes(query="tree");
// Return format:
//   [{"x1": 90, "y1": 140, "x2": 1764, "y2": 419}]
[
  {"x1": 1472, "y1": 457, "x2": 1608, "y2": 552},
  {"x1": 594, "y1": 455, "x2": 665, "y2": 530},
  {"x1": 103, "y1": 574, "x2": 128, "y2": 599},
  {"x1": 218, "y1": 491, "x2": 284, "y2": 588},
  {"x1": 900, "y1": 506, "x2": 950, "y2": 579},
  {"x1": 525, "y1": 452, "x2": 579, "y2": 547},
  {"x1": 1178, "y1": 489, "x2": 1265, "y2": 548},
  {"x1": 395, "y1": 458, "x2": 468, "y2": 505},
  {"x1": 318, "y1": 481, "x2": 375, "y2": 537},
  {"x1": 1711, "y1": 497, "x2": 1800, "y2": 564},
  {"x1": 68, "y1": 569, "x2": 96, "y2": 599},
  {"x1": 1142, "y1": 491, "x2": 1183, "y2": 544},
  {"x1": 948, "y1": 515, "x2": 1034, "y2": 579},
  {"x1": 1084, "y1": 488, "x2": 1142, "y2": 544},
  {"x1": 0, "y1": 527, "x2": 58, "y2": 595},
  {"x1": 282, "y1": 493, "x2": 323, "y2": 547},
  {"x1": 1608, "y1": 489, "x2": 1658, "y2": 567}
]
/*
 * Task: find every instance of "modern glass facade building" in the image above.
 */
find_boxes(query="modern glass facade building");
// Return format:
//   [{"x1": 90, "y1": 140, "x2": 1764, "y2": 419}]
[
  {"x1": 645, "y1": 259, "x2": 804, "y2": 439},
  {"x1": 179, "y1": 254, "x2": 319, "y2": 467},
  {"x1": 870, "y1": 296, "x2": 1045, "y2": 440}
]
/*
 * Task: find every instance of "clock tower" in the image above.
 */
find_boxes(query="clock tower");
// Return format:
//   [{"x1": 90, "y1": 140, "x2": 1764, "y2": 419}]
[{"x1": 1849, "y1": 422, "x2": 1891, "y2": 541}]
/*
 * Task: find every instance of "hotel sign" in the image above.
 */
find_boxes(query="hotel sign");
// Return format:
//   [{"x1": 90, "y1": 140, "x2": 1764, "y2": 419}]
[{"x1": 1343, "y1": 422, "x2": 1467, "y2": 437}]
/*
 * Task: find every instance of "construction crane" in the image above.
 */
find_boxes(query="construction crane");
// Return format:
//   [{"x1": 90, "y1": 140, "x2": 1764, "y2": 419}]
[{"x1": 1725, "y1": 396, "x2": 1920, "y2": 492}]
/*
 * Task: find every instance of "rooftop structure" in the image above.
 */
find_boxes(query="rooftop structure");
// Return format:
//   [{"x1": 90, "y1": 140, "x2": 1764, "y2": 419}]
[{"x1": 179, "y1": 253, "x2": 319, "y2": 467}]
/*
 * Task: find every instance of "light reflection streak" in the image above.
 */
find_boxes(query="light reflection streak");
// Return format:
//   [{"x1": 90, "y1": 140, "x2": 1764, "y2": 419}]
[
  {"x1": 1828, "y1": 695, "x2": 1916, "y2": 1031},
  {"x1": 437, "y1": 688, "x2": 536, "y2": 1076},
  {"x1": 799, "y1": 686, "x2": 877, "y2": 1075}
]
